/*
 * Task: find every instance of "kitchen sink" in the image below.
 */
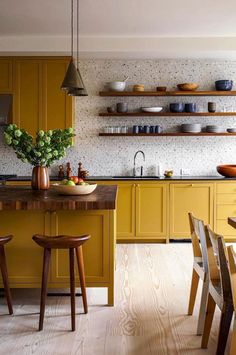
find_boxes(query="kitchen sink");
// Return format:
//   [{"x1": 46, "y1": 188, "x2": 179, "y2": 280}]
[{"x1": 112, "y1": 175, "x2": 160, "y2": 179}]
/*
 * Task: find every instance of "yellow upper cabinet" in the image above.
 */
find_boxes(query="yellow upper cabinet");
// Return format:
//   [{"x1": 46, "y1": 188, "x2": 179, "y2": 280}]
[
  {"x1": 42, "y1": 59, "x2": 73, "y2": 131},
  {"x1": 14, "y1": 59, "x2": 42, "y2": 135},
  {"x1": 136, "y1": 183, "x2": 168, "y2": 238},
  {"x1": 11, "y1": 57, "x2": 73, "y2": 136},
  {"x1": 170, "y1": 183, "x2": 214, "y2": 238},
  {"x1": 0, "y1": 58, "x2": 13, "y2": 93}
]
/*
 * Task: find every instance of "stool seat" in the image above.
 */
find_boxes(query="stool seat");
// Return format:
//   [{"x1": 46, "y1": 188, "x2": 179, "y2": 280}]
[
  {"x1": 0, "y1": 235, "x2": 13, "y2": 245},
  {"x1": 0, "y1": 235, "x2": 13, "y2": 315},
  {"x1": 32, "y1": 234, "x2": 90, "y2": 331},
  {"x1": 33, "y1": 234, "x2": 89, "y2": 249}
]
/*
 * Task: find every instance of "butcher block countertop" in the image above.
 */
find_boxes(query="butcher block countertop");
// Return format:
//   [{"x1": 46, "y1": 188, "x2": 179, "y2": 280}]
[{"x1": 0, "y1": 185, "x2": 117, "y2": 211}]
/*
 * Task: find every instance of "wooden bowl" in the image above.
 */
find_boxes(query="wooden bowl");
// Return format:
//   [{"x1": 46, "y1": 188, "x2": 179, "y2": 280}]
[
  {"x1": 52, "y1": 183, "x2": 97, "y2": 195},
  {"x1": 156, "y1": 86, "x2": 167, "y2": 92},
  {"x1": 217, "y1": 165, "x2": 236, "y2": 177},
  {"x1": 177, "y1": 83, "x2": 199, "y2": 91}
]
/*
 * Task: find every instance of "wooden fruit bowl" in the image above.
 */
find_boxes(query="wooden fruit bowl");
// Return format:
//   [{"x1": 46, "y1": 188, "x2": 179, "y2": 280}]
[
  {"x1": 52, "y1": 183, "x2": 97, "y2": 195},
  {"x1": 177, "y1": 83, "x2": 199, "y2": 91},
  {"x1": 217, "y1": 165, "x2": 236, "y2": 177}
]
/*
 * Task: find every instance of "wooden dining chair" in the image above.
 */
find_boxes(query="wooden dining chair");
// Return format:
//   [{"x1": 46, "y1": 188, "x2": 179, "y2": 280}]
[
  {"x1": 201, "y1": 225, "x2": 233, "y2": 354},
  {"x1": 0, "y1": 235, "x2": 13, "y2": 315},
  {"x1": 188, "y1": 213, "x2": 209, "y2": 335},
  {"x1": 227, "y1": 245, "x2": 236, "y2": 355}
]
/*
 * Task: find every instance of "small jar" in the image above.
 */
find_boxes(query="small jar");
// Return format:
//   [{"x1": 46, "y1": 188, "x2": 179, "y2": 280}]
[
  {"x1": 116, "y1": 102, "x2": 128, "y2": 113},
  {"x1": 208, "y1": 102, "x2": 216, "y2": 113}
]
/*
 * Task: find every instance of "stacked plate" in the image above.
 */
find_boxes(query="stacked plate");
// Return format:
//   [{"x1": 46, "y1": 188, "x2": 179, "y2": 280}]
[
  {"x1": 181, "y1": 123, "x2": 201, "y2": 133},
  {"x1": 206, "y1": 125, "x2": 224, "y2": 133},
  {"x1": 227, "y1": 128, "x2": 236, "y2": 133}
]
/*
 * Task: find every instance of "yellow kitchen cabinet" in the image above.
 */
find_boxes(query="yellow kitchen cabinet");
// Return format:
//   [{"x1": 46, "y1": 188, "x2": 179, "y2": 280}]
[
  {"x1": 116, "y1": 183, "x2": 135, "y2": 239},
  {"x1": 0, "y1": 210, "x2": 50, "y2": 286},
  {"x1": 42, "y1": 59, "x2": 73, "y2": 131},
  {"x1": 12, "y1": 57, "x2": 73, "y2": 135},
  {"x1": 216, "y1": 182, "x2": 236, "y2": 241},
  {"x1": 50, "y1": 210, "x2": 111, "y2": 284},
  {"x1": 136, "y1": 183, "x2": 168, "y2": 239},
  {"x1": 0, "y1": 58, "x2": 13, "y2": 93},
  {"x1": 170, "y1": 183, "x2": 214, "y2": 238},
  {"x1": 14, "y1": 59, "x2": 42, "y2": 135}
]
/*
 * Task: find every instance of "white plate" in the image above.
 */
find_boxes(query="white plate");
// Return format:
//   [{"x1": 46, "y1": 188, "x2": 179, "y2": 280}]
[
  {"x1": 52, "y1": 183, "x2": 97, "y2": 195},
  {"x1": 141, "y1": 107, "x2": 163, "y2": 113}
]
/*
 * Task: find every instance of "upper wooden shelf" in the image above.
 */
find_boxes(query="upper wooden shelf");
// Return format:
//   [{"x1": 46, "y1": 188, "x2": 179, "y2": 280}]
[
  {"x1": 99, "y1": 90, "x2": 236, "y2": 97},
  {"x1": 99, "y1": 112, "x2": 236, "y2": 117},
  {"x1": 99, "y1": 132, "x2": 236, "y2": 137}
]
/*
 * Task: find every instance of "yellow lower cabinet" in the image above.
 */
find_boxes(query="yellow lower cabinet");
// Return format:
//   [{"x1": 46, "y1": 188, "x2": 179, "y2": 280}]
[
  {"x1": 49, "y1": 210, "x2": 111, "y2": 286},
  {"x1": 116, "y1": 183, "x2": 135, "y2": 239},
  {"x1": 135, "y1": 183, "x2": 168, "y2": 239},
  {"x1": 170, "y1": 183, "x2": 214, "y2": 239},
  {"x1": 0, "y1": 210, "x2": 50, "y2": 286}
]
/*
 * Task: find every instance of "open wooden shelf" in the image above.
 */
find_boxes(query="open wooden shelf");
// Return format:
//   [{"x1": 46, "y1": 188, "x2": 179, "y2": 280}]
[
  {"x1": 99, "y1": 90, "x2": 236, "y2": 97},
  {"x1": 99, "y1": 112, "x2": 236, "y2": 117},
  {"x1": 99, "y1": 132, "x2": 236, "y2": 137}
]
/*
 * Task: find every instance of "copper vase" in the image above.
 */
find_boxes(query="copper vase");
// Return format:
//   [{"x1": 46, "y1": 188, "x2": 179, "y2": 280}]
[{"x1": 31, "y1": 166, "x2": 50, "y2": 190}]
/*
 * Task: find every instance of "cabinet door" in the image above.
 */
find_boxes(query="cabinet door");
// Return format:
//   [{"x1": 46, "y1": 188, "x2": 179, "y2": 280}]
[
  {"x1": 50, "y1": 210, "x2": 111, "y2": 285},
  {"x1": 135, "y1": 183, "x2": 168, "y2": 239},
  {"x1": 42, "y1": 59, "x2": 73, "y2": 130},
  {"x1": 0, "y1": 58, "x2": 13, "y2": 92},
  {"x1": 14, "y1": 60, "x2": 42, "y2": 135},
  {"x1": 170, "y1": 183, "x2": 214, "y2": 238},
  {"x1": 0, "y1": 211, "x2": 50, "y2": 286},
  {"x1": 116, "y1": 183, "x2": 135, "y2": 239}
]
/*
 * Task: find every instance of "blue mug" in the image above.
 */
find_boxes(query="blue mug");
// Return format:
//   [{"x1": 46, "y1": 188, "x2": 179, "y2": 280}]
[{"x1": 185, "y1": 103, "x2": 197, "y2": 113}]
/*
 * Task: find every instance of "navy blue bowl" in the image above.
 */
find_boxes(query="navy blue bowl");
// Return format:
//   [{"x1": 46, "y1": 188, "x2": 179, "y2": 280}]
[
  {"x1": 170, "y1": 103, "x2": 184, "y2": 113},
  {"x1": 185, "y1": 103, "x2": 197, "y2": 113},
  {"x1": 215, "y1": 80, "x2": 233, "y2": 91}
]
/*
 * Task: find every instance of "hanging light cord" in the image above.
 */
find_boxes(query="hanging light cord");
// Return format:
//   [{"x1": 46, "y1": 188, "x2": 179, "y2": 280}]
[
  {"x1": 76, "y1": 0, "x2": 79, "y2": 68},
  {"x1": 71, "y1": 0, "x2": 74, "y2": 57}
]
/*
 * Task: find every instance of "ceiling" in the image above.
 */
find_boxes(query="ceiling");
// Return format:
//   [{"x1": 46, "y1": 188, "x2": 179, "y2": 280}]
[{"x1": 0, "y1": 0, "x2": 236, "y2": 58}]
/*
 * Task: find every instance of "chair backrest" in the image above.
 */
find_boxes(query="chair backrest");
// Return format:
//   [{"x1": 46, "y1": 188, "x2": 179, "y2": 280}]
[
  {"x1": 227, "y1": 245, "x2": 236, "y2": 310},
  {"x1": 205, "y1": 225, "x2": 231, "y2": 300},
  {"x1": 188, "y1": 212, "x2": 208, "y2": 272}
]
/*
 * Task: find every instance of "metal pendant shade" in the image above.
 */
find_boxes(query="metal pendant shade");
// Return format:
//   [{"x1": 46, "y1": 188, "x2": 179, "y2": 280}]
[
  {"x1": 67, "y1": 69, "x2": 88, "y2": 96},
  {"x1": 61, "y1": 0, "x2": 87, "y2": 95},
  {"x1": 61, "y1": 59, "x2": 84, "y2": 91}
]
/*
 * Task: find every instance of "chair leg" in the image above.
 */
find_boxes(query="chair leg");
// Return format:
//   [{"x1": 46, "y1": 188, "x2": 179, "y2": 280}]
[
  {"x1": 216, "y1": 303, "x2": 234, "y2": 355},
  {"x1": 201, "y1": 293, "x2": 216, "y2": 349},
  {"x1": 230, "y1": 314, "x2": 236, "y2": 355},
  {"x1": 197, "y1": 279, "x2": 209, "y2": 335},
  {"x1": 69, "y1": 248, "x2": 76, "y2": 331},
  {"x1": 76, "y1": 246, "x2": 88, "y2": 314},
  {"x1": 188, "y1": 268, "x2": 200, "y2": 315},
  {"x1": 39, "y1": 248, "x2": 51, "y2": 331},
  {"x1": 0, "y1": 245, "x2": 13, "y2": 315}
]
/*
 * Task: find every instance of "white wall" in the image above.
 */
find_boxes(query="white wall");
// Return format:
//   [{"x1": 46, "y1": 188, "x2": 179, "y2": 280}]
[{"x1": 1, "y1": 58, "x2": 236, "y2": 177}]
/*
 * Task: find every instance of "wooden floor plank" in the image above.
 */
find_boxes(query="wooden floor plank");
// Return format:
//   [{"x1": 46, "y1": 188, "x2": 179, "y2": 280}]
[{"x1": 0, "y1": 244, "x2": 229, "y2": 354}]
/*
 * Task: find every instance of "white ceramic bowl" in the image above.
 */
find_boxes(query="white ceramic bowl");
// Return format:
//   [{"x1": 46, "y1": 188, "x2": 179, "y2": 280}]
[
  {"x1": 107, "y1": 81, "x2": 126, "y2": 92},
  {"x1": 141, "y1": 107, "x2": 163, "y2": 113},
  {"x1": 52, "y1": 183, "x2": 97, "y2": 195}
]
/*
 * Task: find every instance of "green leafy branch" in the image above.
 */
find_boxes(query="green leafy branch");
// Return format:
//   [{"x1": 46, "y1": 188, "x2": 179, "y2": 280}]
[{"x1": 4, "y1": 124, "x2": 75, "y2": 167}]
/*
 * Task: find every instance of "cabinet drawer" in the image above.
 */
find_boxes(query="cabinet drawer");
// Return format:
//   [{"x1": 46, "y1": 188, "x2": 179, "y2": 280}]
[
  {"x1": 217, "y1": 194, "x2": 236, "y2": 204},
  {"x1": 216, "y1": 219, "x2": 236, "y2": 236},
  {"x1": 217, "y1": 205, "x2": 236, "y2": 219},
  {"x1": 217, "y1": 183, "x2": 236, "y2": 194}
]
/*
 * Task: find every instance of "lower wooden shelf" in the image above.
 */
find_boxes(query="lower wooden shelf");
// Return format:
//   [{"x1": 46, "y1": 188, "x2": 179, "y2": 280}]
[{"x1": 99, "y1": 132, "x2": 236, "y2": 137}]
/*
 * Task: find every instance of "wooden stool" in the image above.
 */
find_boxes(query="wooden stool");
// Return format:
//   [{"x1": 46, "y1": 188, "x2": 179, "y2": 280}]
[
  {"x1": 0, "y1": 235, "x2": 13, "y2": 315},
  {"x1": 32, "y1": 234, "x2": 90, "y2": 331}
]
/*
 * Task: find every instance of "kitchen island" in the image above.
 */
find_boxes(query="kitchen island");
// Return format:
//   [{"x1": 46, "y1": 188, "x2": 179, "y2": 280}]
[{"x1": 0, "y1": 185, "x2": 117, "y2": 305}]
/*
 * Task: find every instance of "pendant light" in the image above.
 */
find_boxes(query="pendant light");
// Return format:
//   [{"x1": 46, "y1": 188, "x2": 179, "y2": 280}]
[
  {"x1": 61, "y1": 0, "x2": 85, "y2": 92},
  {"x1": 67, "y1": 0, "x2": 88, "y2": 96}
]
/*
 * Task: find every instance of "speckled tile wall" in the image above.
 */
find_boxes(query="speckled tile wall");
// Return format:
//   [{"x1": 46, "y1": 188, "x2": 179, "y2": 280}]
[{"x1": 1, "y1": 58, "x2": 236, "y2": 177}]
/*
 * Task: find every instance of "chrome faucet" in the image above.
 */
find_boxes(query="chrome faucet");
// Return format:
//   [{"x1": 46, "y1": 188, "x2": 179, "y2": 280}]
[{"x1": 133, "y1": 150, "x2": 145, "y2": 177}]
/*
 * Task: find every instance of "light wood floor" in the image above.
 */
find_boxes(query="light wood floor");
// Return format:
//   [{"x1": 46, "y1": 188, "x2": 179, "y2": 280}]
[{"x1": 0, "y1": 243, "x2": 231, "y2": 355}]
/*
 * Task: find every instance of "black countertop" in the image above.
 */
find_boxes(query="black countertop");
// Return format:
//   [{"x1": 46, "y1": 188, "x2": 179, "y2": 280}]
[{"x1": 2, "y1": 175, "x2": 236, "y2": 181}]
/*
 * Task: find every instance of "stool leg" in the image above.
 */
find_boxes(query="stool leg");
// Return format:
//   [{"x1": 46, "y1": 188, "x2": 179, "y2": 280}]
[
  {"x1": 69, "y1": 248, "x2": 76, "y2": 331},
  {"x1": 0, "y1": 245, "x2": 13, "y2": 315},
  {"x1": 39, "y1": 248, "x2": 51, "y2": 331},
  {"x1": 76, "y1": 246, "x2": 88, "y2": 314}
]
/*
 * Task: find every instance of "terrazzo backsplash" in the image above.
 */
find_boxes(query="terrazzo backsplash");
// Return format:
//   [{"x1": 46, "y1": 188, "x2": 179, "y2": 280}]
[{"x1": 1, "y1": 58, "x2": 236, "y2": 177}]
